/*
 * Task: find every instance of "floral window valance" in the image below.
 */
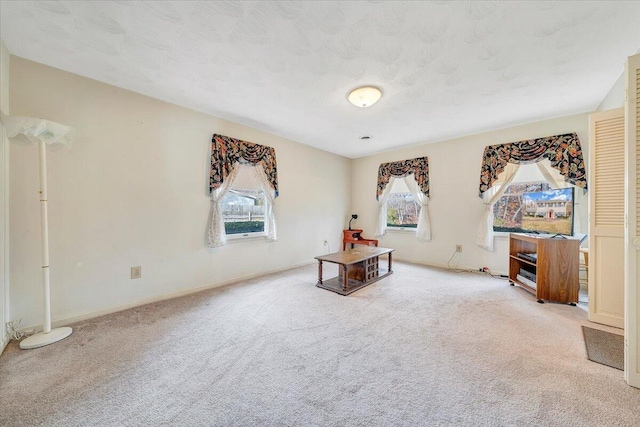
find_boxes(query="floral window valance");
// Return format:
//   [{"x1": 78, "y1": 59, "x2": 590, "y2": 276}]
[
  {"x1": 377, "y1": 156, "x2": 429, "y2": 200},
  {"x1": 478, "y1": 132, "x2": 587, "y2": 197},
  {"x1": 210, "y1": 134, "x2": 279, "y2": 197}
]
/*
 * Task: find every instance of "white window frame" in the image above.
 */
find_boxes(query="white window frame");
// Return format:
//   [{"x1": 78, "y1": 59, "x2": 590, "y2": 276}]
[
  {"x1": 385, "y1": 178, "x2": 420, "y2": 232},
  {"x1": 491, "y1": 180, "x2": 554, "y2": 233},
  {"x1": 222, "y1": 168, "x2": 269, "y2": 241},
  {"x1": 491, "y1": 161, "x2": 575, "y2": 234}
]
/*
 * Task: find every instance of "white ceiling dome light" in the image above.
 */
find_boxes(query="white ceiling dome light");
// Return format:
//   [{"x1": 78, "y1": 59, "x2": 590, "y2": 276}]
[{"x1": 347, "y1": 86, "x2": 382, "y2": 108}]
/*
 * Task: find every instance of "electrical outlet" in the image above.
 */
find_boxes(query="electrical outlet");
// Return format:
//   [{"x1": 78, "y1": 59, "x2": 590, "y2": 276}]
[
  {"x1": 131, "y1": 266, "x2": 142, "y2": 279},
  {"x1": 455, "y1": 244, "x2": 462, "y2": 253}
]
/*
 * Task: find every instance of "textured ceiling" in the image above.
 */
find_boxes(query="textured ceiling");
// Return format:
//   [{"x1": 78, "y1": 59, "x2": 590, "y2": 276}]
[{"x1": 2, "y1": 1, "x2": 640, "y2": 158}]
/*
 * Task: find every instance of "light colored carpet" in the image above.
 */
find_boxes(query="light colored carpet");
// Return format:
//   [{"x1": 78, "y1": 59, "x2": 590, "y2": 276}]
[
  {"x1": 1, "y1": 261, "x2": 639, "y2": 426},
  {"x1": 582, "y1": 325, "x2": 624, "y2": 370}
]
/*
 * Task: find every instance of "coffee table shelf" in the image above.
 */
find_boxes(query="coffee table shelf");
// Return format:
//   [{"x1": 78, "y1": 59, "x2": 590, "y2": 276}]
[{"x1": 315, "y1": 246, "x2": 394, "y2": 295}]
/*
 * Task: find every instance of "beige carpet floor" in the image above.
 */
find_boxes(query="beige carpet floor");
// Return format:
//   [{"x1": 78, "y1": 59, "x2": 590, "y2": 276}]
[
  {"x1": 582, "y1": 325, "x2": 625, "y2": 370},
  {"x1": 1, "y1": 261, "x2": 639, "y2": 426}
]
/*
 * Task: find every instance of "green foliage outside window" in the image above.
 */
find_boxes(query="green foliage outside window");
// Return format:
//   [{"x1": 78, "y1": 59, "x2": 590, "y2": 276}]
[
  {"x1": 386, "y1": 192, "x2": 420, "y2": 228},
  {"x1": 224, "y1": 221, "x2": 265, "y2": 235}
]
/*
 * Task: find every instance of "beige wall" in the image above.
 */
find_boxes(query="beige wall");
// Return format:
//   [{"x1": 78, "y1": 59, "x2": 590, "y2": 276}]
[
  {"x1": 351, "y1": 113, "x2": 589, "y2": 273},
  {"x1": 9, "y1": 57, "x2": 351, "y2": 329},
  {"x1": 597, "y1": 72, "x2": 626, "y2": 111},
  {"x1": 0, "y1": 40, "x2": 8, "y2": 114},
  {"x1": 1, "y1": 39, "x2": 10, "y2": 351},
  {"x1": 6, "y1": 51, "x2": 596, "y2": 329}
]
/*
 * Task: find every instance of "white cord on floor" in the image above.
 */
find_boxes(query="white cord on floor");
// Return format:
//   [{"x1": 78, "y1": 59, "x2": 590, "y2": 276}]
[
  {"x1": 446, "y1": 250, "x2": 466, "y2": 273},
  {"x1": 6, "y1": 320, "x2": 25, "y2": 341},
  {"x1": 446, "y1": 251, "x2": 508, "y2": 279}
]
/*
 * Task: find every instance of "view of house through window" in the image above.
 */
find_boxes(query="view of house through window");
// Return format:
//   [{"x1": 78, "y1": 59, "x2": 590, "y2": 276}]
[
  {"x1": 221, "y1": 165, "x2": 267, "y2": 235},
  {"x1": 221, "y1": 189, "x2": 266, "y2": 235},
  {"x1": 493, "y1": 182, "x2": 574, "y2": 235},
  {"x1": 386, "y1": 178, "x2": 420, "y2": 228}
]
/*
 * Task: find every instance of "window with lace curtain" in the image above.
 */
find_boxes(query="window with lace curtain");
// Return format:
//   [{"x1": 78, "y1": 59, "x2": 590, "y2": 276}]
[
  {"x1": 375, "y1": 156, "x2": 431, "y2": 241},
  {"x1": 476, "y1": 132, "x2": 586, "y2": 250},
  {"x1": 221, "y1": 164, "x2": 269, "y2": 238},
  {"x1": 491, "y1": 163, "x2": 574, "y2": 235},
  {"x1": 208, "y1": 133, "x2": 278, "y2": 248},
  {"x1": 385, "y1": 177, "x2": 421, "y2": 229}
]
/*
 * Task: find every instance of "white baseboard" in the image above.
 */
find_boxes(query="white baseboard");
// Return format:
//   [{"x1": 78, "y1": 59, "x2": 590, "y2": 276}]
[
  {"x1": 1, "y1": 331, "x2": 10, "y2": 355},
  {"x1": 15, "y1": 258, "x2": 507, "y2": 334},
  {"x1": 392, "y1": 256, "x2": 508, "y2": 277},
  {"x1": 19, "y1": 260, "x2": 315, "y2": 333}
]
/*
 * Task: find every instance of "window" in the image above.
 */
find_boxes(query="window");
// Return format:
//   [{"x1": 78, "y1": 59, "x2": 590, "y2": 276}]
[
  {"x1": 493, "y1": 181, "x2": 550, "y2": 230},
  {"x1": 221, "y1": 188, "x2": 266, "y2": 235},
  {"x1": 221, "y1": 165, "x2": 268, "y2": 237},
  {"x1": 386, "y1": 178, "x2": 421, "y2": 229},
  {"x1": 492, "y1": 163, "x2": 575, "y2": 235}
]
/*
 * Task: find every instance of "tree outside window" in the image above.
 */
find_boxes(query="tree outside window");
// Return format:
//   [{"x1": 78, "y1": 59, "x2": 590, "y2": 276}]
[{"x1": 386, "y1": 192, "x2": 420, "y2": 228}]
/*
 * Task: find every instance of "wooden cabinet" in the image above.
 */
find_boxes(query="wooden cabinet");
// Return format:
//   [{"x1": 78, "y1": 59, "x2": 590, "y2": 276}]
[{"x1": 508, "y1": 233, "x2": 579, "y2": 304}]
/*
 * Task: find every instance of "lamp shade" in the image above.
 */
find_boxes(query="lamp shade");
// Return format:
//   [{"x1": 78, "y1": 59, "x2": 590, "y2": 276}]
[
  {"x1": 347, "y1": 86, "x2": 382, "y2": 108},
  {"x1": 1, "y1": 114, "x2": 74, "y2": 146},
  {"x1": 1, "y1": 112, "x2": 75, "y2": 349}
]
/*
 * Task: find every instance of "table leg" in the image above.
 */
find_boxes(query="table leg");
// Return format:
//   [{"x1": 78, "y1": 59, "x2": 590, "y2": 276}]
[
  {"x1": 317, "y1": 260, "x2": 323, "y2": 285},
  {"x1": 388, "y1": 252, "x2": 393, "y2": 273},
  {"x1": 342, "y1": 264, "x2": 348, "y2": 292}
]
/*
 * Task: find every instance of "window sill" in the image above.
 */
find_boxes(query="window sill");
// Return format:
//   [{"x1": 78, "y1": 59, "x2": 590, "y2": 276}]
[
  {"x1": 386, "y1": 227, "x2": 417, "y2": 233},
  {"x1": 226, "y1": 232, "x2": 266, "y2": 242},
  {"x1": 492, "y1": 231, "x2": 512, "y2": 239}
]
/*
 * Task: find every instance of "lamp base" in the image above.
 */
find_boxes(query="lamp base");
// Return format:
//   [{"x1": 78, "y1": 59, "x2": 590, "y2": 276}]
[{"x1": 19, "y1": 327, "x2": 73, "y2": 349}]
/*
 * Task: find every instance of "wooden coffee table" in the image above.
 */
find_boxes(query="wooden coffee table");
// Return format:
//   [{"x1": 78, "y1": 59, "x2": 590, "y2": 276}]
[{"x1": 315, "y1": 246, "x2": 394, "y2": 295}]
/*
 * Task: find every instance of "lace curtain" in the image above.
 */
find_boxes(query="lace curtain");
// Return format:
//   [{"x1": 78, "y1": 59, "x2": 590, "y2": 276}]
[
  {"x1": 376, "y1": 176, "x2": 396, "y2": 237},
  {"x1": 208, "y1": 163, "x2": 241, "y2": 248},
  {"x1": 536, "y1": 160, "x2": 571, "y2": 190},
  {"x1": 208, "y1": 134, "x2": 279, "y2": 248},
  {"x1": 476, "y1": 163, "x2": 520, "y2": 251},
  {"x1": 253, "y1": 165, "x2": 277, "y2": 242},
  {"x1": 376, "y1": 157, "x2": 431, "y2": 240},
  {"x1": 404, "y1": 174, "x2": 432, "y2": 241}
]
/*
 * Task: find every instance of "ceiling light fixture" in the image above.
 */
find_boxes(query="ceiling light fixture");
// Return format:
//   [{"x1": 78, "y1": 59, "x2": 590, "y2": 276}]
[{"x1": 348, "y1": 86, "x2": 382, "y2": 108}]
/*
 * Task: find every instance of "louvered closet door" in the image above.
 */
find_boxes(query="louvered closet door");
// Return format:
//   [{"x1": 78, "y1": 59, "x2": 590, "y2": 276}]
[
  {"x1": 589, "y1": 107, "x2": 625, "y2": 328},
  {"x1": 625, "y1": 53, "x2": 640, "y2": 388}
]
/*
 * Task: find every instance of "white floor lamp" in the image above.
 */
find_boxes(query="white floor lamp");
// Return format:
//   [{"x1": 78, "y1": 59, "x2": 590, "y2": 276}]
[{"x1": 1, "y1": 114, "x2": 74, "y2": 349}]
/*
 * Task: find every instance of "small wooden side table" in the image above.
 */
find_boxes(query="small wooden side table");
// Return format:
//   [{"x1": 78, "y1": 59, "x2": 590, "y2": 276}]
[{"x1": 343, "y1": 229, "x2": 378, "y2": 251}]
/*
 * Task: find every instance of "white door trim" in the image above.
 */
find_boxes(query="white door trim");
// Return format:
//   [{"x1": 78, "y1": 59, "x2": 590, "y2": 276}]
[
  {"x1": 624, "y1": 53, "x2": 640, "y2": 388},
  {"x1": 0, "y1": 120, "x2": 9, "y2": 353}
]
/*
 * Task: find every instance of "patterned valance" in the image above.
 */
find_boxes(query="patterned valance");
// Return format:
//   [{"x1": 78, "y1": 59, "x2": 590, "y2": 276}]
[
  {"x1": 210, "y1": 134, "x2": 279, "y2": 197},
  {"x1": 377, "y1": 156, "x2": 429, "y2": 200},
  {"x1": 478, "y1": 132, "x2": 587, "y2": 197}
]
